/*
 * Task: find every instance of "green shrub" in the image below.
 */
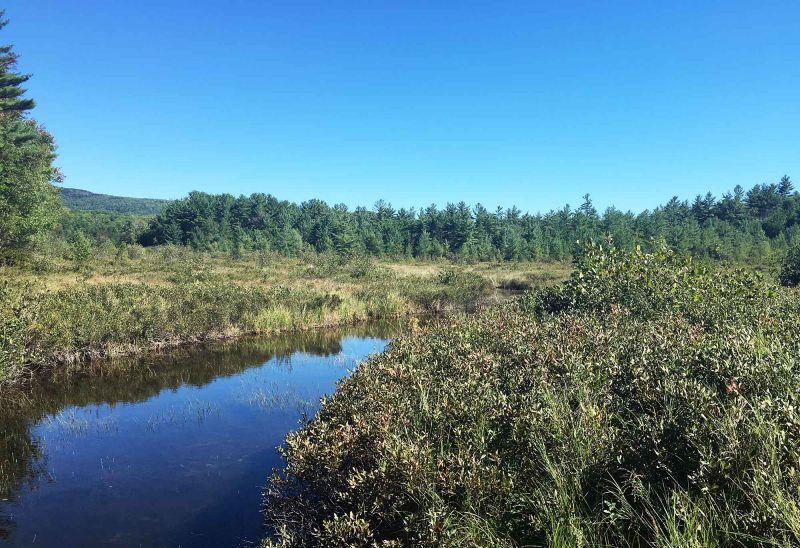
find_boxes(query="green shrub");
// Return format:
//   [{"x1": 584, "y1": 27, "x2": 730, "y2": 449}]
[
  {"x1": 498, "y1": 277, "x2": 532, "y2": 291},
  {"x1": 0, "y1": 282, "x2": 31, "y2": 379},
  {"x1": 347, "y1": 256, "x2": 390, "y2": 280},
  {"x1": 526, "y1": 241, "x2": 772, "y2": 326},
  {"x1": 264, "y1": 244, "x2": 800, "y2": 546},
  {"x1": 126, "y1": 244, "x2": 145, "y2": 260},
  {"x1": 779, "y1": 245, "x2": 800, "y2": 287},
  {"x1": 69, "y1": 231, "x2": 92, "y2": 268},
  {"x1": 394, "y1": 269, "x2": 492, "y2": 312}
]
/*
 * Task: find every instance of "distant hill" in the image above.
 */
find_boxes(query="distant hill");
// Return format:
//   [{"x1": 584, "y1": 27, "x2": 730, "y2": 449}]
[{"x1": 60, "y1": 187, "x2": 170, "y2": 215}]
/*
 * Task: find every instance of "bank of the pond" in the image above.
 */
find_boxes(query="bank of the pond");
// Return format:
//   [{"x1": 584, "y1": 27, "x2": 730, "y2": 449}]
[{"x1": 0, "y1": 264, "x2": 497, "y2": 387}]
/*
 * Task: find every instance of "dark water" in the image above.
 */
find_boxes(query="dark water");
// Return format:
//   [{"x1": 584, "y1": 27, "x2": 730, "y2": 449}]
[{"x1": 0, "y1": 322, "x2": 403, "y2": 547}]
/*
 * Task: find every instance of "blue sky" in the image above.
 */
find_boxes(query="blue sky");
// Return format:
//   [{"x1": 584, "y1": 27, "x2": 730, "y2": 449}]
[{"x1": 3, "y1": 1, "x2": 798, "y2": 213}]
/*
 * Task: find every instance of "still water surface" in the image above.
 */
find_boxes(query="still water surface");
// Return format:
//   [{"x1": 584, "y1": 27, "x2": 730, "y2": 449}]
[{"x1": 0, "y1": 322, "x2": 403, "y2": 547}]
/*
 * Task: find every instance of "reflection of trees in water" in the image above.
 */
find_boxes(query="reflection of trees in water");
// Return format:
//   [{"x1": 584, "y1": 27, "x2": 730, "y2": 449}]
[
  {"x1": 0, "y1": 320, "x2": 405, "y2": 540},
  {"x1": 0, "y1": 405, "x2": 47, "y2": 540}
]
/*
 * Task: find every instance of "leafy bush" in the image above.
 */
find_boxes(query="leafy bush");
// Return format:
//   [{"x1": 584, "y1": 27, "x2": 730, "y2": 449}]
[
  {"x1": 264, "y1": 244, "x2": 800, "y2": 546},
  {"x1": 779, "y1": 245, "x2": 800, "y2": 287},
  {"x1": 523, "y1": 241, "x2": 773, "y2": 331},
  {"x1": 498, "y1": 277, "x2": 532, "y2": 291},
  {"x1": 0, "y1": 282, "x2": 34, "y2": 379},
  {"x1": 394, "y1": 269, "x2": 492, "y2": 313},
  {"x1": 69, "y1": 231, "x2": 92, "y2": 268},
  {"x1": 302, "y1": 253, "x2": 391, "y2": 282}
]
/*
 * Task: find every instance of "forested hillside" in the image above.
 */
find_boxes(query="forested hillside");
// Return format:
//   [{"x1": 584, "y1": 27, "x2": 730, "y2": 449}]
[
  {"x1": 60, "y1": 187, "x2": 169, "y2": 215},
  {"x1": 138, "y1": 177, "x2": 798, "y2": 262}
]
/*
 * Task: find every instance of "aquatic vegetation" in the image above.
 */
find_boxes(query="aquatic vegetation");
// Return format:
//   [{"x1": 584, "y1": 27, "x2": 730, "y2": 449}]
[
  {"x1": 145, "y1": 399, "x2": 219, "y2": 430},
  {"x1": 264, "y1": 244, "x2": 800, "y2": 546},
  {"x1": 244, "y1": 383, "x2": 314, "y2": 413},
  {"x1": 44, "y1": 408, "x2": 119, "y2": 436}
]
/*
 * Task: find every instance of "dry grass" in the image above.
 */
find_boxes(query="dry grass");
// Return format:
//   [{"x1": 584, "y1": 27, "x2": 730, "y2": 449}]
[
  {"x1": 381, "y1": 259, "x2": 571, "y2": 288},
  {"x1": 7, "y1": 250, "x2": 571, "y2": 294}
]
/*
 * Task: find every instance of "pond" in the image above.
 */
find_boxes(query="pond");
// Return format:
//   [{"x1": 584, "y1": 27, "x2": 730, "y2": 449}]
[{"x1": 0, "y1": 321, "x2": 405, "y2": 547}]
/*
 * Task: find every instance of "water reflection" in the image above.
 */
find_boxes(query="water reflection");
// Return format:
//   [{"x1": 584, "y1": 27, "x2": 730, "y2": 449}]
[{"x1": 0, "y1": 321, "x2": 404, "y2": 546}]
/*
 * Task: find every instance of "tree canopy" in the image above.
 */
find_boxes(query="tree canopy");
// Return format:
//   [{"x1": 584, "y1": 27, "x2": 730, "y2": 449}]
[{"x1": 139, "y1": 176, "x2": 798, "y2": 263}]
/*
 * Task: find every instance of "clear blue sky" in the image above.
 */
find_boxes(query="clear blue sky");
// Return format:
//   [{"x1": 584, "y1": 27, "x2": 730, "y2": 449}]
[{"x1": 3, "y1": 1, "x2": 798, "y2": 213}]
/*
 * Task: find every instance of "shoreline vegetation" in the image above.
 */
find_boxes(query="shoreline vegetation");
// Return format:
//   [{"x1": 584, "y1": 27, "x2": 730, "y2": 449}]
[
  {"x1": 262, "y1": 243, "x2": 800, "y2": 547},
  {"x1": 0, "y1": 249, "x2": 570, "y2": 387}
]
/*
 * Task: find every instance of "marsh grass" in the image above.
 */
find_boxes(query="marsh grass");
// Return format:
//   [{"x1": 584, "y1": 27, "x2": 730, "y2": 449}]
[
  {"x1": 44, "y1": 408, "x2": 119, "y2": 436},
  {"x1": 244, "y1": 383, "x2": 315, "y2": 413},
  {"x1": 145, "y1": 399, "x2": 220, "y2": 430},
  {"x1": 263, "y1": 244, "x2": 800, "y2": 547},
  {"x1": 2, "y1": 251, "x2": 542, "y2": 384}
]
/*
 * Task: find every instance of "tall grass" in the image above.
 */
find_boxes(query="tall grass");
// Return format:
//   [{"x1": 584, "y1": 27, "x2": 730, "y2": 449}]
[
  {"x1": 0, "y1": 254, "x2": 497, "y2": 384},
  {"x1": 263, "y1": 243, "x2": 800, "y2": 546}
]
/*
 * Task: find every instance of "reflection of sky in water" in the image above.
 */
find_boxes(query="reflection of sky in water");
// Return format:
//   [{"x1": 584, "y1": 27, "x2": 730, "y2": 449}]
[{"x1": 0, "y1": 329, "x2": 396, "y2": 547}]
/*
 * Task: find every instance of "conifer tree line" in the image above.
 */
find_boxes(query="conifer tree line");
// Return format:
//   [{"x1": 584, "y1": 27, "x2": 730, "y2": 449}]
[{"x1": 137, "y1": 178, "x2": 798, "y2": 262}]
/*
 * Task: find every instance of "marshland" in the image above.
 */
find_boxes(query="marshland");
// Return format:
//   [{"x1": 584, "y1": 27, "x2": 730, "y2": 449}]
[{"x1": 2, "y1": 3, "x2": 800, "y2": 547}]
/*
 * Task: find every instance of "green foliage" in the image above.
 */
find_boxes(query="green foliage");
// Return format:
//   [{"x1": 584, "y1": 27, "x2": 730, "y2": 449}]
[
  {"x1": 0, "y1": 13, "x2": 60, "y2": 264},
  {"x1": 779, "y1": 245, "x2": 800, "y2": 287},
  {"x1": 137, "y1": 177, "x2": 799, "y2": 265},
  {"x1": 0, "y1": 281, "x2": 354, "y2": 378},
  {"x1": 530, "y1": 240, "x2": 771, "y2": 325},
  {"x1": 437, "y1": 268, "x2": 491, "y2": 294},
  {"x1": 0, "y1": 282, "x2": 32, "y2": 379},
  {"x1": 264, "y1": 245, "x2": 800, "y2": 546},
  {"x1": 52, "y1": 208, "x2": 150, "y2": 247},
  {"x1": 0, "y1": 11, "x2": 34, "y2": 114},
  {"x1": 0, "y1": 118, "x2": 61, "y2": 264},
  {"x1": 69, "y1": 231, "x2": 92, "y2": 267}
]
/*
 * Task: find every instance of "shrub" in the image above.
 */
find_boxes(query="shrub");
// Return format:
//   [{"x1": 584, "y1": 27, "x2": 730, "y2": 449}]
[
  {"x1": 69, "y1": 231, "x2": 92, "y2": 268},
  {"x1": 779, "y1": 245, "x2": 800, "y2": 287},
  {"x1": 0, "y1": 282, "x2": 32, "y2": 379},
  {"x1": 498, "y1": 277, "x2": 532, "y2": 291},
  {"x1": 263, "y1": 244, "x2": 800, "y2": 547},
  {"x1": 126, "y1": 244, "x2": 145, "y2": 260},
  {"x1": 526, "y1": 241, "x2": 772, "y2": 326}
]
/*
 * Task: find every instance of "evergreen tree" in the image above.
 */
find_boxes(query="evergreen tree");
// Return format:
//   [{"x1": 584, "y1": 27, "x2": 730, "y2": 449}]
[
  {"x1": 778, "y1": 175, "x2": 794, "y2": 197},
  {"x1": 0, "y1": 12, "x2": 34, "y2": 114},
  {"x1": 415, "y1": 229, "x2": 432, "y2": 259},
  {"x1": 0, "y1": 11, "x2": 60, "y2": 263},
  {"x1": 135, "y1": 174, "x2": 797, "y2": 265}
]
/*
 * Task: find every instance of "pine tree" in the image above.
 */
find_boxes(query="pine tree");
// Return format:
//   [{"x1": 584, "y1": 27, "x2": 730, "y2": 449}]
[
  {"x1": 779, "y1": 175, "x2": 794, "y2": 197},
  {"x1": 0, "y1": 11, "x2": 34, "y2": 114},
  {"x1": 0, "y1": 11, "x2": 60, "y2": 263},
  {"x1": 415, "y1": 229, "x2": 432, "y2": 259}
]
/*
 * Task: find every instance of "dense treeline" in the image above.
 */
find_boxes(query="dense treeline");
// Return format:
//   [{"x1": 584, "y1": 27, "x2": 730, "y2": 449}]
[
  {"x1": 139, "y1": 178, "x2": 798, "y2": 262},
  {"x1": 52, "y1": 208, "x2": 149, "y2": 247}
]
